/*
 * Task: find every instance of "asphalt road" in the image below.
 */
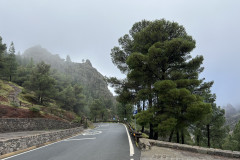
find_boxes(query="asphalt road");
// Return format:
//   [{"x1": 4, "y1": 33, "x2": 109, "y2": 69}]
[{"x1": 3, "y1": 123, "x2": 140, "y2": 160}]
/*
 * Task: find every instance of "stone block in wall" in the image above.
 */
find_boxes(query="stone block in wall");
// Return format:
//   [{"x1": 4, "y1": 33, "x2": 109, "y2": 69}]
[
  {"x1": 233, "y1": 151, "x2": 240, "y2": 158},
  {"x1": 139, "y1": 138, "x2": 151, "y2": 151},
  {"x1": 192, "y1": 146, "x2": 208, "y2": 154}
]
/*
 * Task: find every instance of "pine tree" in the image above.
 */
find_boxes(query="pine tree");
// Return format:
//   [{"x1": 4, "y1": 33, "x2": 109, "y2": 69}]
[
  {"x1": 5, "y1": 42, "x2": 17, "y2": 81},
  {"x1": 15, "y1": 58, "x2": 35, "y2": 86},
  {"x1": 223, "y1": 120, "x2": 240, "y2": 151},
  {"x1": 0, "y1": 36, "x2": 7, "y2": 78},
  {"x1": 65, "y1": 55, "x2": 73, "y2": 76},
  {"x1": 73, "y1": 84, "x2": 85, "y2": 114},
  {"x1": 110, "y1": 19, "x2": 213, "y2": 141},
  {"x1": 90, "y1": 99, "x2": 103, "y2": 122},
  {"x1": 191, "y1": 85, "x2": 228, "y2": 148},
  {"x1": 232, "y1": 120, "x2": 240, "y2": 150},
  {"x1": 25, "y1": 61, "x2": 55, "y2": 104},
  {"x1": 58, "y1": 85, "x2": 76, "y2": 110},
  {"x1": 153, "y1": 80, "x2": 211, "y2": 143}
]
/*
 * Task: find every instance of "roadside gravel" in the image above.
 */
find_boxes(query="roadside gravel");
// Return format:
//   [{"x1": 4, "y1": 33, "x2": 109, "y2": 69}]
[{"x1": 140, "y1": 146, "x2": 238, "y2": 160}]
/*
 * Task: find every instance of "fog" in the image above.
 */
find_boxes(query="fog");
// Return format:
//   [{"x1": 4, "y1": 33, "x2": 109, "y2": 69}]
[{"x1": 1, "y1": 0, "x2": 240, "y2": 106}]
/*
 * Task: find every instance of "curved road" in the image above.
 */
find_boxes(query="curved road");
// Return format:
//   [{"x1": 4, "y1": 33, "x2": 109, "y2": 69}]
[{"x1": 3, "y1": 123, "x2": 140, "y2": 160}]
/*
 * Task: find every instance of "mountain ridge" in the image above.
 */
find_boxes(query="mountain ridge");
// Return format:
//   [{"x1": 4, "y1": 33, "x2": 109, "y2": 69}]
[{"x1": 20, "y1": 45, "x2": 116, "y2": 113}]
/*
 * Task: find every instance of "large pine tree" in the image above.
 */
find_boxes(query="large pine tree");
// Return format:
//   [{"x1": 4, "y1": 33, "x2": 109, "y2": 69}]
[{"x1": 110, "y1": 19, "x2": 214, "y2": 142}]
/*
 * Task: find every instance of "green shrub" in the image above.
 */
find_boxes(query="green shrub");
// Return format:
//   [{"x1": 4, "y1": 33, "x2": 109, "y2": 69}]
[
  {"x1": 23, "y1": 93, "x2": 37, "y2": 103},
  {"x1": 21, "y1": 89, "x2": 27, "y2": 94},
  {"x1": 29, "y1": 106, "x2": 40, "y2": 112},
  {"x1": 72, "y1": 116, "x2": 82, "y2": 123},
  {"x1": 11, "y1": 101, "x2": 19, "y2": 107},
  {"x1": 141, "y1": 133, "x2": 149, "y2": 138}
]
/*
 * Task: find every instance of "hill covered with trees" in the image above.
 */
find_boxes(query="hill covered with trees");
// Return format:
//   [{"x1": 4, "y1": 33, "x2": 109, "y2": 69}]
[
  {"x1": 21, "y1": 45, "x2": 115, "y2": 110},
  {"x1": 0, "y1": 37, "x2": 116, "y2": 122}
]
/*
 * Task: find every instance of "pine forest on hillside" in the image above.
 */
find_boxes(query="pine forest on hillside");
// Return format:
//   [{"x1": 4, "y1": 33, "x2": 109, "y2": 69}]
[{"x1": 0, "y1": 39, "x2": 116, "y2": 122}]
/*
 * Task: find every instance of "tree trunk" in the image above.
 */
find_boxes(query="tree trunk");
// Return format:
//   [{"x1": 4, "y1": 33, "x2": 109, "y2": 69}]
[
  {"x1": 169, "y1": 130, "x2": 174, "y2": 142},
  {"x1": 149, "y1": 123, "x2": 154, "y2": 139},
  {"x1": 149, "y1": 98, "x2": 152, "y2": 108},
  {"x1": 153, "y1": 131, "x2": 158, "y2": 140},
  {"x1": 148, "y1": 84, "x2": 153, "y2": 108},
  {"x1": 197, "y1": 135, "x2": 200, "y2": 146},
  {"x1": 41, "y1": 97, "x2": 43, "y2": 104},
  {"x1": 142, "y1": 100, "x2": 145, "y2": 111},
  {"x1": 94, "y1": 117, "x2": 96, "y2": 122},
  {"x1": 181, "y1": 128, "x2": 185, "y2": 144},
  {"x1": 176, "y1": 130, "x2": 180, "y2": 143},
  {"x1": 148, "y1": 87, "x2": 154, "y2": 139},
  {"x1": 141, "y1": 100, "x2": 145, "y2": 133},
  {"x1": 207, "y1": 124, "x2": 210, "y2": 148},
  {"x1": 137, "y1": 102, "x2": 141, "y2": 113},
  {"x1": 10, "y1": 75, "x2": 11, "y2": 81}
]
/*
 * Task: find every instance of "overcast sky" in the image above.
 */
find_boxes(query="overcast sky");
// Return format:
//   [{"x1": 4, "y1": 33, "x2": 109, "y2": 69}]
[{"x1": 1, "y1": 0, "x2": 240, "y2": 107}]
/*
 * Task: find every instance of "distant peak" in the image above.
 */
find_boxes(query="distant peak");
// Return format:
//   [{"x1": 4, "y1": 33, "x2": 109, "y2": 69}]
[{"x1": 85, "y1": 59, "x2": 92, "y2": 67}]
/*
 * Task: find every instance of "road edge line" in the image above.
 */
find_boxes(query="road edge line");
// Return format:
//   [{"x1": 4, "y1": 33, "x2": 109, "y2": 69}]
[{"x1": 124, "y1": 124, "x2": 135, "y2": 156}]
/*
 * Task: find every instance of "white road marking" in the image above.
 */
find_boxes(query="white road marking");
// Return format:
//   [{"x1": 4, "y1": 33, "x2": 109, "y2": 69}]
[
  {"x1": 82, "y1": 130, "x2": 102, "y2": 135},
  {"x1": 124, "y1": 124, "x2": 134, "y2": 156},
  {"x1": 99, "y1": 124, "x2": 109, "y2": 127},
  {"x1": 63, "y1": 137, "x2": 96, "y2": 141},
  {"x1": 130, "y1": 159, "x2": 134, "y2": 160}
]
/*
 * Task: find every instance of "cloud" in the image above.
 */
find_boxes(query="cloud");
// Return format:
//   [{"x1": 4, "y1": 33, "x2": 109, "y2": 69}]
[{"x1": 1, "y1": 0, "x2": 240, "y2": 106}]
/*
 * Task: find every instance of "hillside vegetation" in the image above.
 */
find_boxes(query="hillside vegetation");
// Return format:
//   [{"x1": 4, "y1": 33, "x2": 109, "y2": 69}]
[
  {"x1": 22, "y1": 46, "x2": 114, "y2": 105},
  {"x1": 0, "y1": 79, "x2": 77, "y2": 121},
  {"x1": 0, "y1": 37, "x2": 116, "y2": 122},
  {"x1": 224, "y1": 104, "x2": 240, "y2": 130}
]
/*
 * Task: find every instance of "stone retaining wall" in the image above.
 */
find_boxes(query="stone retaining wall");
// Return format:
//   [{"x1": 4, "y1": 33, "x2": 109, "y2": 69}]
[
  {"x1": 0, "y1": 127, "x2": 83, "y2": 155},
  {"x1": 0, "y1": 118, "x2": 81, "y2": 133},
  {"x1": 139, "y1": 138, "x2": 240, "y2": 159}
]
